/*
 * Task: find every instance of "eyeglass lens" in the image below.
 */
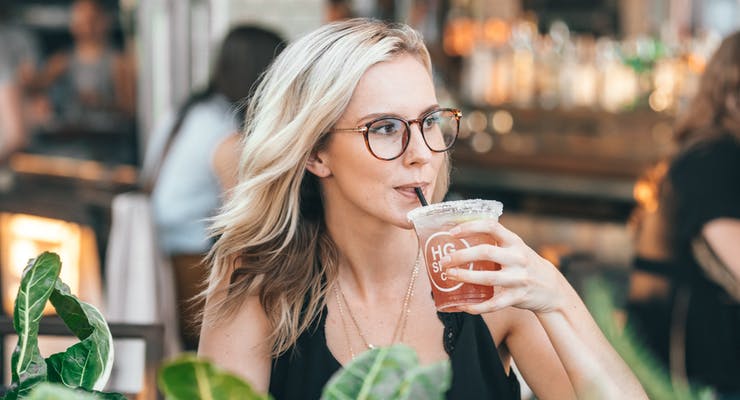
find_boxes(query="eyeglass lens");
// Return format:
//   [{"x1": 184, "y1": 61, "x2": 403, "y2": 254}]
[{"x1": 365, "y1": 109, "x2": 458, "y2": 159}]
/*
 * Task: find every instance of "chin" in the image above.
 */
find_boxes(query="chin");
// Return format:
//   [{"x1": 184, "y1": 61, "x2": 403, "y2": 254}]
[{"x1": 389, "y1": 208, "x2": 417, "y2": 230}]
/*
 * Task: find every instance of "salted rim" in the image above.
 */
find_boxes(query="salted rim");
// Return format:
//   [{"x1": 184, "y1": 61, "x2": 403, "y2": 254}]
[{"x1": 407, "y1": 199, "x2": 503, "y2": 222}]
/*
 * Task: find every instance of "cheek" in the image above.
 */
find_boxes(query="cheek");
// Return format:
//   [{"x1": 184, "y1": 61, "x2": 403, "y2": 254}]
[{"x1": 430, "y1": 155, "x2": 448, "y2": 200}]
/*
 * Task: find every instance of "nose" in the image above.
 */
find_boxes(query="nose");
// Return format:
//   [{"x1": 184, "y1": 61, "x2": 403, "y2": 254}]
[{"x1": 403, "y1": 121, "x2": 433, "y2": 165}]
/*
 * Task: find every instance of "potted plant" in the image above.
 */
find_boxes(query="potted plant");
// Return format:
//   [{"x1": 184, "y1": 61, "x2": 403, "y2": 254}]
[{"x1": 1, "y1": 252, "x2": 123, "y2": 399}]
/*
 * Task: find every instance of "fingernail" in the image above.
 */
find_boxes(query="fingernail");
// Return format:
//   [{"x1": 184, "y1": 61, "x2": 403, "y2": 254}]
[
  {"x1": 449, "y1": 227, "x2": 461, "y2": 235},
  {"x1": 440, "y1": 255, "x2": 451, "y2": 264},
  {"x1": 445, "y1": 268, "x2": 457, "y2": 277}
]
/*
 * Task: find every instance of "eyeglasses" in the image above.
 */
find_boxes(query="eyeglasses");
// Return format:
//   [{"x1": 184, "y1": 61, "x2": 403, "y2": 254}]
[{"x1": 332, "y1": 108, "x2": 462, "y2": 160}]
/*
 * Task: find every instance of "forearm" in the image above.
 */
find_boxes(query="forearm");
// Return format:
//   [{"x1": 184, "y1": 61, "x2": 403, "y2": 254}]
[{"x1": 537, "y1": 280, "x2": 646, "y2": 399}]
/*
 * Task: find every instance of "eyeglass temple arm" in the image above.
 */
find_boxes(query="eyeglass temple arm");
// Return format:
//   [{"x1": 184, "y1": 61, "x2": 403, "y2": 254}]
[{"x1": 332, "y1": 127, "x2": 368, "y2": 133}]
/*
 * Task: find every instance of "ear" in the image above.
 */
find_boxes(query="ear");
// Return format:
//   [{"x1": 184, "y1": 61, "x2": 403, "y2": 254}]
[{"x1": 306, "y1": 151, "x2": 332, "y2": 178}]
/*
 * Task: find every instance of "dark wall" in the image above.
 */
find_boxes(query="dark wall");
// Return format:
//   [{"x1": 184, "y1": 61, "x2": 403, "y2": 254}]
[{"x1": 522, "y1": 0, "x2": 620, "y2": 36}]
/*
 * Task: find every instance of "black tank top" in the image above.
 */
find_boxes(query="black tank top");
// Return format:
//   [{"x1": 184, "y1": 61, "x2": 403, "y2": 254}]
[{"x1": 269, "y1": 306, "x2": 521, "y2": 399}]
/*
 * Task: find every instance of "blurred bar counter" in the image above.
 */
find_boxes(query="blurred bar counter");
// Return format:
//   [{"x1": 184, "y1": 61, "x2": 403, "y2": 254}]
[
  {"x1": 448, "y1": 107, "x2": 673, "y2": 222},
  {"x1": 0, "y1": 152, "x2": 139, "y2": 265}
]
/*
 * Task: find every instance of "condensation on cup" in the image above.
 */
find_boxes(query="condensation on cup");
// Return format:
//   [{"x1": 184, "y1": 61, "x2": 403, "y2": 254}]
[{"x1": 407, "y1": 199, "x2": 503, "y2": 312}]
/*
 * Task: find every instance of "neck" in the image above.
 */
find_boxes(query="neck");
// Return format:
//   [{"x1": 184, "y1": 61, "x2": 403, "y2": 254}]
[{"x1": 325, "y1": 214, "x2": 420, "y2": 301}]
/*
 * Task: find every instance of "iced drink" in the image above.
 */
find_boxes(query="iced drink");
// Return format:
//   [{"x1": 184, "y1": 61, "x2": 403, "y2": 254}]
[{"x1": 407, "y1": 199, "x2": 503, "y2": 312}]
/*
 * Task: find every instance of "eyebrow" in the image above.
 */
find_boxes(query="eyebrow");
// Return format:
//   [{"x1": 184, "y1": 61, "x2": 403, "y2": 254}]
[{"x1": 356, "y1": 104, "x2": 441, "y2": 125}]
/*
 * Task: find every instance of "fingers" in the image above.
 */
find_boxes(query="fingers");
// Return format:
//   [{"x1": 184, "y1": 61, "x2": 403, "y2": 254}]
[
  {"x1": 445, "y1": 266, "x2": 523, "y2": 287},
  {"x1": 457, "y1": 289, "x2": 522, "y2": 314},
  {"x1": 446, "y1": 268, "x2": 524, "y2": 287},
  {"x1": 449, "y1": 219, "x2": 521, "y2": 247},
  {"x1": 440, "y1": 244, "x2": 525, "y2": 268}
]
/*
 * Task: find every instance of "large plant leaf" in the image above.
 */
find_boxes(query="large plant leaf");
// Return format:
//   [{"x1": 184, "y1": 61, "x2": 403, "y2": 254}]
[
  {"x1": 25, "y1": 382, "x2": 126, "y2": 400},
  {"x1": 6, "y1": 252, "x2": 62, "y2": 399},
  {"x1": 394, "y1": 361, "x2": 451, "y2": 400},
  {"x1": 158, "y1": 354, "x2": 270, "y2": 400},
  {"x1": 25, "y1": 382, "x2": 100, "y2": 400},
  {"x1": 45, "y1": 279, "x2": 114, "y2": 391},
  {"x1": 321, "y1": 344, "x2": 451, "y2": 400}
]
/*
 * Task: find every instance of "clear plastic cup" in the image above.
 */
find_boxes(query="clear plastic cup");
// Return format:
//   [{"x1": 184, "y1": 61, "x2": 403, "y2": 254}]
[{"x1": 407, "y1": 199, "x2": 503, "y2": 312}]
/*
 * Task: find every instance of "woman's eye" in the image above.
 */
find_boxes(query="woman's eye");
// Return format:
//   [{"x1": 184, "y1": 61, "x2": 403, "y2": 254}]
[
  {"x1": 424, "y1": 116, "x2": 440, "y2": 128},
  {"x1": 369, "y1": 120, "x2": 401, "y2": 135}
]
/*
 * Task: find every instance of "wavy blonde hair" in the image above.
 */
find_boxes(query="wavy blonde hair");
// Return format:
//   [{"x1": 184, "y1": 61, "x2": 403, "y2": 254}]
[{"x1": 203, "y1": 18, "x2": 450, "y2": 357}]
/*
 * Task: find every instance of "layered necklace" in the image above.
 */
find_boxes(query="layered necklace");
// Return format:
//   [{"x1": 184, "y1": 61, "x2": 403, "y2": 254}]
[{"x1": 333, "y1": 251, "x2": 421, "y2": 360}]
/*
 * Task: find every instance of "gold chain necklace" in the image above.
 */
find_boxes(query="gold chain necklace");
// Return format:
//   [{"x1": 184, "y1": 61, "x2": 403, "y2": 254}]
[{"x1": 333, "y1": 252, "x2": 421, "y2": 360}]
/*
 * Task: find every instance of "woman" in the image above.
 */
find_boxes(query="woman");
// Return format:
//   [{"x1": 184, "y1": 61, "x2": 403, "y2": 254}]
[
  {"x1": 33, "y1": 0, "x2": 135, "y2": 130},
  {"x1": 628, "y1": 31, "x2": 740, "y2": 397},
  {"x1": 199, "y1": 19, "x2": 646, "y2": 399},
  {"x1": 144, "y1": 25, "x2": 285, "y2": 350},
  {"x1": 0, "y1": 63, "x2": 25, "y2": 163}
]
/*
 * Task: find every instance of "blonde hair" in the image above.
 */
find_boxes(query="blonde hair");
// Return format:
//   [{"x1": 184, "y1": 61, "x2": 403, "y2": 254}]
[{"x1": 203, "y1": 18, "x2": 449, "y2": 357}]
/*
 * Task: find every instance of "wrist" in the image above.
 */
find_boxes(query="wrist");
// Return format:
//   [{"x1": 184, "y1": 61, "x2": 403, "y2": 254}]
[{"x1": 540, "y1": 272, "x2": 580, "y2": 316}]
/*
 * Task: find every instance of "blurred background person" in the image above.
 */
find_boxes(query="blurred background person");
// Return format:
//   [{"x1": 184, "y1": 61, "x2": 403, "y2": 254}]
[
  {"x1": 212, "y1": 0, "x2": 354, "y2": 192},
  {"x1": 628, "y1": 30, "x2": 740, "y2": 398},
  {"x1": 325, "y1": 0, "x2": 353, "y2": 22},
  {"x1": 0, "y1": 0, "x2": 39, "y2": 91},
  {"x1": 0, "y1": 47, "x2": 25, "y2": 163},
  {"x1": 31, "y1": 0, "x2": 134, "y2": 134},
  {"x1": 142, "y1": 25, "x2": 285, "y2": 350},
  {"x1": 0, "y1": 0, "x2": 39, "y2": 162}
]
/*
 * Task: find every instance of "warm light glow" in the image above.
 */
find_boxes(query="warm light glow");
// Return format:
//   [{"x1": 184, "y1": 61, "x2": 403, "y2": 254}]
[
  {"x1": 649, "y1": 90, "x2": 671, "y2": 112},
  {"x1": 572, "y1": 64, "x2": 598, "y2": 107},
  {"x1": 687, "y1": 53, "x2": 706, "y2": 74},
  {"x1": 466, "y1": 110, "x2": 488, "y2": 132},
  {"x1": 482, "y1": 18, "x2": 510, "y2": 46},
  {"x1": 486, "y1": 55, "x2": 513, "y2": 105},
  {"x1": 651, "y1": 60, "x2": 680, "y2": 111},
  {"x1": 443, "y1": 18, "x2": 477, "y2": 57},
  {"x1": 633, "y1": 181, "x2": 656, "y2": 212},
  {"x1": 633, "y1": 162, "x2": 668, "y2": 213},
  {"x1": 600, "y1": 63, "x2": 638, "y2": 112},
  {"x1": 491, "y1": 110, "x2": 514, "y2": 134},
  {"x1": 0, "y1": 213, "x2": 82, "y2": 315},
  {"x1": 512, "y1": 50, "x2": 535, "y2": 106},
  {"x1": 471, "y1": 131, "x2": 494, "y2": 153}
]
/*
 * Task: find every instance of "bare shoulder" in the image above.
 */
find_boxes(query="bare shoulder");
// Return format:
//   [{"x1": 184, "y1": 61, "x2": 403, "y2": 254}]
[
  {"x1": 702, "y1": 217, "x2": 740, "y2": 271},
  {"x1": 199, "y1": 289, "x2": 272, "y2": 392}
]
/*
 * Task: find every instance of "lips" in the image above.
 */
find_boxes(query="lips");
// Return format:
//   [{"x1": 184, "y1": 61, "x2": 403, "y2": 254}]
[{"x1": 395, "y1": 183, "x2": 429, "y2": 199}]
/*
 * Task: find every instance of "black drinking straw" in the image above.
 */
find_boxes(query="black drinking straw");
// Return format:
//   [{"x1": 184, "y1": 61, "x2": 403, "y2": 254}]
[{"x1": 414, "y1": 187, "x2": 429, "y2": 207}]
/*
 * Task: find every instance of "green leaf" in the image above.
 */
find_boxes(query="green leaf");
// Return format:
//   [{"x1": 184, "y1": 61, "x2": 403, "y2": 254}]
[
  {"x1": 7, "y1": 252, "x2": 62, "y2": 399},
  {"x1": 25, "y1": 382, "x2": 126, "y2": 400},
  {"x1": 394, "y1": 360, "x2": 451, "y2": 400},
  {"x1": 45, "y1": 279, "x2": 114, "y2": 391},
  {"x1": 91, "y1": 392, "x2": 128, "y2": 400},
  {"x1": 25, "y1": 382, "x2": 100, "y2": 400},
  {"x1": 321, "y1": 345, "x2": 451, "y2": 400},
  {"x1": 158, "y1": 353, "x2": 270, "y2": 400}
]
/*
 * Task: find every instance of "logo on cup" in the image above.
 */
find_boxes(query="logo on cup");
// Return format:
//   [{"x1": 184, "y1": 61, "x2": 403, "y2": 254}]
[{"x1": 424, "y1": 232, "x2": 473, "y2": 292}]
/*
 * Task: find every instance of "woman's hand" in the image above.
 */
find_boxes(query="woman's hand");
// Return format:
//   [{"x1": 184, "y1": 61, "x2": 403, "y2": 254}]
[
  {"x1": 439, "y1": 219, "x2": 649, "y2": 399},
  {"x1": 440, "y1": 219, "x2": 570, "y2": 315}
]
